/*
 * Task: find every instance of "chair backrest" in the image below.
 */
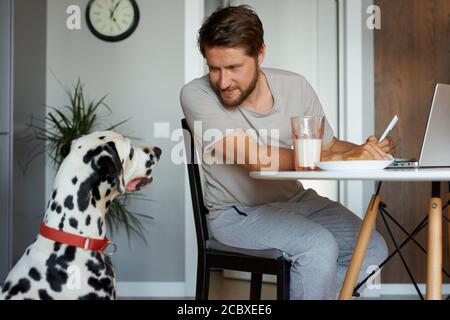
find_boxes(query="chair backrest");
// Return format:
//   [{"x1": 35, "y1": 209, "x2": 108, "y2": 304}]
[{"x1": 181, "y1": 119, "x2": 210, "y2": 252}]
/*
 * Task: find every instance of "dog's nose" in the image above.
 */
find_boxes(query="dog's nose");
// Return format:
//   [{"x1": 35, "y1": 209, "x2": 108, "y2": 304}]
[{"x1": 153, "y1": 147, "x2": 162, "y2": 159}]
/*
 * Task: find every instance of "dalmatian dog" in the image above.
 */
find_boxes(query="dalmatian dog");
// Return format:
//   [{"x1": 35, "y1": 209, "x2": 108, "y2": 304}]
[{"x1": 0, "y1": 131, "x2": 161, "y2": 300}]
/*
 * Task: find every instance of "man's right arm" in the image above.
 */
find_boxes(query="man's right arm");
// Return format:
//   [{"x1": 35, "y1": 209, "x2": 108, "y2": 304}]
[{"x1": 209, "y1": 129, "x2": 295, "y2": 172}]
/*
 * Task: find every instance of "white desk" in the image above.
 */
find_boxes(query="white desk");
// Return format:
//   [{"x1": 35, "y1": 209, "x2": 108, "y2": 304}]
[
  {"x1": 250, "y1": 168, "x2": 450, "y2": 300},
  {"x1": 250, "y1": 168, "x2": 450, "y2": 182}
]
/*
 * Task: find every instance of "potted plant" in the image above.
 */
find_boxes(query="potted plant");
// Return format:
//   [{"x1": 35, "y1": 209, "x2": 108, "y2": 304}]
[{"x1": 27, "y1": 79, "x2": 152, "y2": 243}]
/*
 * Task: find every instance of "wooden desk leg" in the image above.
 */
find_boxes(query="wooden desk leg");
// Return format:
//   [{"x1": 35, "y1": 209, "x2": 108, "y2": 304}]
[
  {"x1": 426, "y1": 197, "x2": 442, "y2": 300},
  {"x1": 339, "y1": 194, "x2": 381, "y2": 300}
]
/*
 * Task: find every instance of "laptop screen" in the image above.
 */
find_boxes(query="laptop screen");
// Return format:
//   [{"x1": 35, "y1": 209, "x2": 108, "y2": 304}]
[{"x1": 418, "y1": 84, "x2": 450, "y2": 167}]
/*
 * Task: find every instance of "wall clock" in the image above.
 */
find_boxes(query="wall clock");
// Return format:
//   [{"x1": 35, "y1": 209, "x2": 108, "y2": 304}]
[{"x1": 86, "y1": 0, "x2": 140, "y2": 42}]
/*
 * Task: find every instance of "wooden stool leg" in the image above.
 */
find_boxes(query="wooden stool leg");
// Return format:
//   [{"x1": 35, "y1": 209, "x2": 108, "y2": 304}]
[
  {"x1": 426, "y1": 197, "x2": 442, "y2": 300},
  {"x1": 339, "y1": 194, "x2": 381, "y2": 300}
]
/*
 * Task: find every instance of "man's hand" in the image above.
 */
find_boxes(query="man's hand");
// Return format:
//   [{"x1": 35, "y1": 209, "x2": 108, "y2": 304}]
[
  {"x1": 339, "y1": 142, "x2": 389, "y2": 161},
  {"x1": 366, "y1": 135, "x2": 397, "y2": 155}
]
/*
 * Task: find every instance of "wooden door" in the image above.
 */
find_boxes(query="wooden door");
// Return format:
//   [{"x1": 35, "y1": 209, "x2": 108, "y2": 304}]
[{"x1": 374, "y1": 0, "x2": 450, "y2": 284}]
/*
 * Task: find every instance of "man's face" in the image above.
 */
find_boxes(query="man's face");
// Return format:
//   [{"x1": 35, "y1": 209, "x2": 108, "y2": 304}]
[{"x1": 205, "y1": 46, "x2": 262, "y2": 108}]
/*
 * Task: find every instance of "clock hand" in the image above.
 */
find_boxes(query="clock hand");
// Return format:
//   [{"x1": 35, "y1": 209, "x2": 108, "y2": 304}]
[
  {"x1": 109, "y1": 0, "x2": 123, "y2": 20},
  {"x1": 112, "y1": 0, "x2": 122, "y2": 15}
]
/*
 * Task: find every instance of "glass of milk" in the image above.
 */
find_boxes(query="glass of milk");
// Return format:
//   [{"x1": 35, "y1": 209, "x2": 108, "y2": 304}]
[{"x1": 291, "y1": 116, "x2": 324, "y2": 171}]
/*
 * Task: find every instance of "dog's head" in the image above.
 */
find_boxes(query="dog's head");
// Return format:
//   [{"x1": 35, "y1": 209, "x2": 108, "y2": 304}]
[{"x1": 57, "y1": 131, "x2": 161, "y2": 209}]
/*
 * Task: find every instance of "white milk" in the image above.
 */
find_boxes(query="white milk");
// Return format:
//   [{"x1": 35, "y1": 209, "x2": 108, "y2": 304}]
[{"x1": 295, "y1": 138, "x2": 322, "y2": 169}]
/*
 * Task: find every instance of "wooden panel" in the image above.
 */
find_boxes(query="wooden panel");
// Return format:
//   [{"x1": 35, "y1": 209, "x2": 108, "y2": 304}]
[{"x1": 374, "y1": 0, "x2": 450, "y2": 283}]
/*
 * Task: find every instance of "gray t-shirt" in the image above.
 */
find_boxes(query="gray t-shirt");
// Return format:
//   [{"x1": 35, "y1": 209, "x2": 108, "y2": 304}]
[{"x1": 180, "y1": 68, "x2": 335, "y2": 214}]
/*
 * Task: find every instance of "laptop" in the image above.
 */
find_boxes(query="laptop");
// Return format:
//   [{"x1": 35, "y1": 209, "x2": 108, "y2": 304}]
[{"x1": 387, "y1": 83, "x2": 450, "y2": 169}]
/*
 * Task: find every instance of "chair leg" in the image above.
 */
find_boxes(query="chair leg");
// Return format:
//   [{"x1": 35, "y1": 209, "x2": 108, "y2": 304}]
[
  {"x1": 250, "y1": 273, "x2": 263, "y2": 300},
  {"x1": 203, "y1": 267, "x2": 210, "y2": 300},
  {"x1": 196, "y1": 254, "x2": 210, "y2": 300},
  {"x1": 277, "y1": 258, "x2": 290, "y2": 300}
]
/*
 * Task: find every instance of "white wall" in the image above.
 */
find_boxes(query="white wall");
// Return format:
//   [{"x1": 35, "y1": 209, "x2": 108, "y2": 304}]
[
  {"x1": 339, "y1": 0, "x2": 375, "y2": 218},
  {"x1": 46, "y1": 0, "x2": 186, "y2": 283}
]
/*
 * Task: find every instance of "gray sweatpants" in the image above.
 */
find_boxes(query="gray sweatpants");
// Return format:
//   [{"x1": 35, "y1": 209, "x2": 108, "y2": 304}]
[{"x1": 208, "y1": 189, "x2": 388, "y2": 300}]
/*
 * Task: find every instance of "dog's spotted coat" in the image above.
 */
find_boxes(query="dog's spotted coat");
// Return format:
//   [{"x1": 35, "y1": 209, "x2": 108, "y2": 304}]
[{"x1": 0, "y1": 131, "x2": 161, "y2": 300}]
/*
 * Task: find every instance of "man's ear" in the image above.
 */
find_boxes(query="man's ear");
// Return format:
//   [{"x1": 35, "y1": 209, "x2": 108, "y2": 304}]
[
  {"x1": 257, "y1": 43, "x2": 266, "y2": 66},
  {"x1": 60, "y1": 141, "x2": 72, "y2": 159}
]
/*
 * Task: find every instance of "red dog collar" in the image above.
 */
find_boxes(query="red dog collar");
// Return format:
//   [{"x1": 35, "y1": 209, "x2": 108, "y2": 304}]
[{"x1": 39, "y1": 223, "x2": 116, "y2": 255}]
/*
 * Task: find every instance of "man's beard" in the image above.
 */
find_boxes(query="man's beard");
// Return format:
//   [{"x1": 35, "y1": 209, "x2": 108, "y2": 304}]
[{"x1": 211, "y1": 66, "x2": 260, "y2": 108}]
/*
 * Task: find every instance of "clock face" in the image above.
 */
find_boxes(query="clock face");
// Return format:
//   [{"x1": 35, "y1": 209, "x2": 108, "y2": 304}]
[{"x1": 86, "y1": 0, "x2": 140, "y2": 42}]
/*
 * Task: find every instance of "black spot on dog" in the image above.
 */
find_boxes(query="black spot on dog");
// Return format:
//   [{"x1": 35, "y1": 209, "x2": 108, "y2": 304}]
[
  {"x1": 146, "y1": 169, "x2": 152, "y2": 176},
  {"x1": 54, "y1": 242, "x2": 61, "y2": 252},
  {"x1": 86, "y1": 215, "x2": 91, "y2": 226},
  {"x1": 129, "y1": 147, "x2": 134, "y2": 160},
  {"x1": 69, "y1": 218, "x2": 78, "y2": 229},
  {"x1": 105, "y1": 201, "x2": 111, "y2": 209},
  {"x1": 88, "y1": 277, "x2": 113, "y2": 295},
  {"x1": 72, "y1": 177, "x2": 78, "y2": 185},
  {"x1": 78, "y1": 175, "x2": 98, "y2": 212},
  {"x1": 105, "y1": 189, "x2": 111, "y2": 197},
  {"x1": 104, "y1": 256, "x2": 115, "y2": 277},
  {"x1": 92, "y1": 186, "x2": 101, "y2": 201},
  {"x1": 52, "y1": 190, "x2": 57, "y2": 199},
  {"x1": 51, "y1": 202, "x2": 57, "y2": 211},
  {"x1": 45, "y1": 246, "x2": 76, "y2": 292},
  {"x1": 59, "y1": 214, "x2": 66, "y2": 230},
  {"x1": 78, "y1": 142, "x2": 123, "y2": 212},
  {"x1": 78, "y1": 145, "x2": 81, "y2": 149},
  {"x1": 83, "y1": 146, "x2": 103, "y2": 164},
  {"x1": 26, "y1": 248, "x2": 30, "y2": 256},
  {"x1": 7, "y1": 278, "x2": 31, "y2": 298},
  {"x1": 86, "y1": 259, "x2": 105, "y2": 277},
  {"x1": 99, "y1": 136, "x2": 106, "y2": 140},
  {"x1": 47, "y1": 200, "x2": 51, "y2": 209},
  {"x1": 56, "y1": 205, "x2": 62, "y2": 214},
  {"x1": 28, "y1": 268, "x2": 41, "y2": 281},
  {"x1": 91, "y1": 197, "x2": 96, "y2": 208},
  {"x1": 64, "y1": 195, "x2": 74, "y2": 210},
  {"x1": 97, "y1": 218, "x2": 103, "y2": 236},
  {"x1": 145, "y1": 160, "x2": 152, "y2": 168},
  {"x1": 78, "y1": 292, "x2": 101, "y2": 300},
  {"x1": 38, "y1": 289, "x2": 54, "y2": 300},
  {"x1": 1, "y1": 281, "x2": 10, "y2": 293},
  {"x1": 143, "y1": 147, "x2": 150, "y2": 154}
]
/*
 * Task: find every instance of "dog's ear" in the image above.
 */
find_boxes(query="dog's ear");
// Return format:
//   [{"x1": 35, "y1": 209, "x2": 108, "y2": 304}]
[
  {"x1": 60, "y1": 141, "x2": 72, "y2": 159},
  {"x1": 93, "y1": 142, "x2": 125, "y2": 194}
]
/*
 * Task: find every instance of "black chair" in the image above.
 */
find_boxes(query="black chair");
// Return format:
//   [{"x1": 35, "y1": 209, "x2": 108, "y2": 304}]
[{"x1": 181, "y1": 119, "x2": 291, "y2": 300}]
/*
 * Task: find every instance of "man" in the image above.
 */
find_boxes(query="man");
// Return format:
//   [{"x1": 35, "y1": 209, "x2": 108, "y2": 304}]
[{"x1": 180, "y1": 5, "x2": 395, "y2": 299}]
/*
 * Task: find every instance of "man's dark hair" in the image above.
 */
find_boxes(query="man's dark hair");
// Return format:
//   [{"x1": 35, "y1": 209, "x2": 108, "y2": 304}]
[{"x1": 198, "y1": 5, "x2": 264, "y2": 58}]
